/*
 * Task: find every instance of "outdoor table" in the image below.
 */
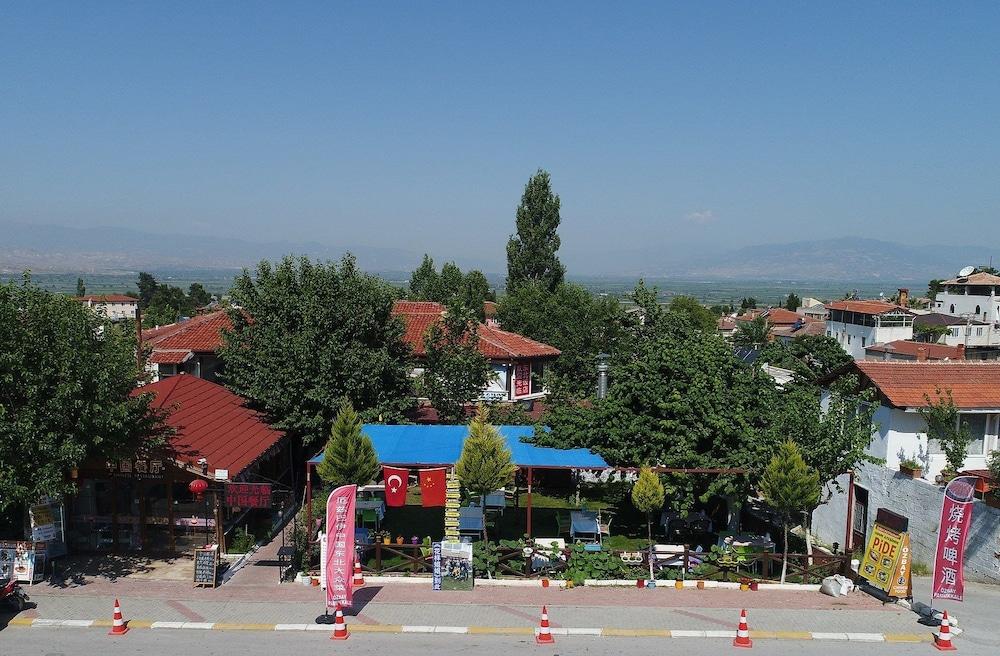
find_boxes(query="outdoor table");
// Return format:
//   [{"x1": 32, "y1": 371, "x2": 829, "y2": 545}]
[
  {"x1": 570, "y1": 510, "x2": 600, "y2": 543},
  {"x1": 276, "y1": 545, "x2": 295, "y2": 584},
  {"x1": 483, "y1": 491, "x2": 506, "y2": 514},
  {"x1": 356, "y1": 499, "x2": 386, "y2": 521},
  {"x1": 458, "y1": 506, "x2": 485, "y2": 539}
]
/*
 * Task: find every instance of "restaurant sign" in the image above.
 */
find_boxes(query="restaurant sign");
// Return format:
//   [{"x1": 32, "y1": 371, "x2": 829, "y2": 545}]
[
  {"x1": 225, "y1": 483, "x2": 272, "y2": 509},
  {"x1": 107, "y1": 457, "x2": 165, "y2": 479},
  {"x1": 932, "y1": 476, "x2": 976, "y2": 601},
  {"x1": 859, "y1": 521, "x2": 910, "y2": 596}
]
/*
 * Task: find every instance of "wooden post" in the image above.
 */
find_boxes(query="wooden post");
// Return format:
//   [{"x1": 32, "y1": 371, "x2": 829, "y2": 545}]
[
  {"x1": 305, "y1": 462, "x2": 313, "y2": 542},
  {"x1": 844, "y1": 470, "x2": 855, "y2": 554},
  {"x1": 526, "y1": 467, "x2": 533, "y2": 537},
  {"x1": 167, "y1": 470, "x2": 176, "y2": 552}
]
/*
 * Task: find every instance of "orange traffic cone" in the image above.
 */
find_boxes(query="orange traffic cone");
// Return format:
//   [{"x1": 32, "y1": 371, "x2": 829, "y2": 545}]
[
  {"x1": 353, "y1": 560, "x2": 365, "y2": 587},
  {"x1": 732, "y1": 608, "x2": 752, "y2": 648},
  {"x1": 108, "y1": 598, "x2": 129, "y2": 636},
  {"x1": 536, "y1": 606, "x2": 555, "y2": 644},
  {"x1": 330, "y1": 603, "x2": 349, "y2": 641},
  {"x1": 933, "y1": 611, "x2": 957, "y2": 651}
]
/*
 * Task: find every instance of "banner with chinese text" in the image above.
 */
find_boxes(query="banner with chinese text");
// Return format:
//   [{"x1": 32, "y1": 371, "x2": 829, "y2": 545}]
[
  {"x1": 932, "y1": 476, "x2": 976, "y2": 601},
  {"x1": 325, "y1": 484, "x2": 356, "y2": 610}
]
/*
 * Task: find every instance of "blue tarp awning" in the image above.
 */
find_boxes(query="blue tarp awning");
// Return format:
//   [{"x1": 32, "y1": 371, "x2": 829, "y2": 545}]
[{"x1": 308, "y1": 424, "x2": 609, "y2": 470}]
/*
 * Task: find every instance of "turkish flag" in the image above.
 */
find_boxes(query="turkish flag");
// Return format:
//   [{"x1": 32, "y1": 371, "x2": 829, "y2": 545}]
[
  {"x1": 383, "y1": 466, "x2": 409, "y2": 507},
  {"x1": 419, "y1": 468, "x2": 447, "y2": 507}
]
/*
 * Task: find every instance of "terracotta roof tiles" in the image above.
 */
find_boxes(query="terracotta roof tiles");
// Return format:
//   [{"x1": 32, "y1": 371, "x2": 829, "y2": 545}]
[
  {"x1": 854, "y1": 361, "x2": 1000, "y2": 409},
  {"x1": 826, "y1": 300, "x2": 913, "y2": 315}
]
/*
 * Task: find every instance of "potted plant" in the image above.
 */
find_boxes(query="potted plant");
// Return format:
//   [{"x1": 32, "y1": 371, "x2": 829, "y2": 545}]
[
  {"x1": 374, "y1": 529, "x2": 391, "y2": 545},
  {"x1": 395, "y1": 536, "x2": 404, "y2": 545},
  {"x1": 985, "y1": 451, "x2": 1000, "y2": 508},
  {"x1": 898, "y1": 455, "x2": 923, "y2": 479}
]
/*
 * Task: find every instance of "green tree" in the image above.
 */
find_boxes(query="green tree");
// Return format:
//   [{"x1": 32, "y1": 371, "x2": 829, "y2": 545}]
[
  {"x1": 759, "y1": 440, "x2": 821, "y2": 583},
  {"x1": 927, "y1": 279, "x2": 944, "y2": 301},
  {"x1": 757, "y1": 335, "x2": 852, "y2": 381},
  {"x1": 316, "y1": 401, "x2": 380, "y2": 488},
  {"x1": 188, "y1": 282, "x2": 212, "y2": 308},
  {"x1": 914, "y1": 323, "x2": 950, "y2": 343},
  {"x1": 409, "y1": 254, "x2": 442, "y2": 301},
  {"x1": 667, "y1": 296, "x2": 718, "y2": 333},
  {"x1": 137, "y1": 272, "x2": 158, "y2": 309},
  {"x1": 455, "y1": 405, "x2": 517, "y2": 540},
  {"x1": 918, "y1": 388, "x2": 971, "y2": 474},
  {"x1": 732, "y1": 316, "x2": 769, "y2": 348},
  {"x1": 409, "y1": 256, "x2": 494, "y2": 318},
  {"x1": 220, "y1": 255, "x2": 413, "y2": 445},
  {"x1": 784, "y1": 293, "x2": 801, "y2": 311},
  {"x1": 506, "y1": 169, "x2": 565, "y2": 293},
  {"x1": 421, "y1": 303, "x2": 493, "y2": 423},
  {"x1": 631, "y1": 466, "x2": 665, "y2": 547},
  {"x1": 496, "y1": 281, "x2": 626, "y2": 396},
  {"x1": 975, "y1": 266, "x2": 1000, "y2": 275},
  {"x1": 0, "y1": 276, "x2": 166, "y2": 510},
  {"x1": 739, "y1": 297, "x2": 758, "y2": 311},
  {"x1": 460, "y1": 270, "x2": 495, "y2": 318},
  {"x1": 143, "y1": 283, "x2": 193, "y2": 327},
  {"x1": 75, "y1": 277, "x2": 86, "y2": 297}
]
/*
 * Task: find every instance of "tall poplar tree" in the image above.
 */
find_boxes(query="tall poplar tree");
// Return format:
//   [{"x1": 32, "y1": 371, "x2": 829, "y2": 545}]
[{"x1": 506, "y1": 169, "x2": 565, "y2": 293}]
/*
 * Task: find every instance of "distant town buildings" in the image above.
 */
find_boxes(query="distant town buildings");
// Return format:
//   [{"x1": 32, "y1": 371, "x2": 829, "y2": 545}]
[{"x1": 76, "y1": 294, "x2": 138, "y2": 321}]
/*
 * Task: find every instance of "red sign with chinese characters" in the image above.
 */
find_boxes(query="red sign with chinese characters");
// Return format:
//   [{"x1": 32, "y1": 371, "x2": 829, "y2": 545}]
[
  {"x1": 224, "y1": 483, "x2": 272, "y2": 509},
  {"x1": 932, "y1": 476, "x2": 976, "y2": 601},
  {"x1": 325, "y1": 484, "x2": 356, "y2": 610}
]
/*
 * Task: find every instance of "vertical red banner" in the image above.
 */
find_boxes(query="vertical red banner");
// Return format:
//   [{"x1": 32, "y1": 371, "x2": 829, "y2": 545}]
[
  {"x1": 325, "y1": 484, "x2": 356, "y2": 610},
  {"x1": 932, "y1": 476, "x2": 976, "y2": 601}
]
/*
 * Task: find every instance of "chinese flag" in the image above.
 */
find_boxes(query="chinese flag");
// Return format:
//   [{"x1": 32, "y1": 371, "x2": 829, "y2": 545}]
[
  {"x1": 383, "y1": 466, "x2": 409, "y2": 507},
  {"x1": 419, "y1": 468, "x2": 447, "y2": 507}
]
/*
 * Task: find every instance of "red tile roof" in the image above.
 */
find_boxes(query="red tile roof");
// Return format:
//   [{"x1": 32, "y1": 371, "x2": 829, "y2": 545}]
[
  {"x1": 77, "y1": 294, "x2": 138, "y2": 303},
  {"x1": 864, "y1": 340, "x2": 965, "y2": 361},
  {"x1": 826, "y1": 300, "x2": 912, "y2": 315},
  {"x1": 854, "y1": 361, "x2": 1000, "y2": 409},
  {"x1": 392, "y1": 301, "x2": 559, "y2": 360},
  {"x1": 941, "y1": 272, "x2": 1000, "y2": 285},
  {"x1": 771, "y1": 320, "x2": 827, "y2": 339},
  {"x1": 133, "y1": 374, "x2": 285, "y2": 477},
  {"x1": 147, "y1": 349, "x2": 194, "y2": 365},
  {"x1": 762, "y1": 308, "x2": 814, "y2": 326},
  {"x1": 143, "y1": 311, "x2": 231, "y2": 353}
]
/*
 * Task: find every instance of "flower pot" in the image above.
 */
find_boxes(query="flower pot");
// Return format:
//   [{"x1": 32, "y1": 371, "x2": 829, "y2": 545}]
[
  {"x1": 749, "y1": 581, "x2": 759, "y2": 591},
  {"x1": 310, "y1": 577, "x2": 320, "y2": 587},
  {"x1": 395, "y1": 537, "x2": 404, "y2": 545},
  {"x1": 674, "y1": 579, "x2": 684, "y2": 590},
  {"x1": 541, "y1": 579, "x2": 550, "y2": 588},
  {"x1": 739, "y1": 582, "x2": 750, "y2": 591},
  {"x1": 565, "y1": 579, "x2": 574, "y2": 589},
  {"x1": 382, "y1": 537, "x2": 390, "y2": 545},
  {"x1": 411, "y1": 537, "x2": 420, "y2": 545},
  {"x1": 696, "y1": 580, "x2": 705, "y2": 590},
  {"x1": 899, "y1": 464, "x2": 923, "y2": 479},
  {"x1": 647, "y1": 580, "x2": 656, "y2": 589},
  {"x1": 637, "y1": 579, "x2": 645, "y2": 588}
]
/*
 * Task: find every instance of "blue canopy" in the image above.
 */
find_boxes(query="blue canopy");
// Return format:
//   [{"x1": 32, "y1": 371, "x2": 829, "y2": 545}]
[{"x1": 309, "y1": 424, "x2": 608, "y2": 470}]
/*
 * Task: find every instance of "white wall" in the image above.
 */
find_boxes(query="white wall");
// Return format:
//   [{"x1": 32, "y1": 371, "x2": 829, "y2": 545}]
[
  {"x1": 935, "y1": 292, "x2": 1000, "y2": 324},
  {"x1": 813, "y1": 463, "x2": 1000, "y2": 584}
]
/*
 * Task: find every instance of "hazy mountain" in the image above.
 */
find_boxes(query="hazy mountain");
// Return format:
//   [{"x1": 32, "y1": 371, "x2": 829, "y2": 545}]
[{"x1": 0, "y1": 221, "x2": 496, "y2": 274}]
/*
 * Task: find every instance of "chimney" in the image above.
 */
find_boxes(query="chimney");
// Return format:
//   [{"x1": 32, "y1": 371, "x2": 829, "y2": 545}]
[
  {"x1": 916, "y1": 346, "x2": 928, "y2": 362},
  {"x1": 898, "y1": 288, "x2": 909, "y2": 307},
  {"x1": 956, "y1": 343, "x2": 965, "y2": 360}
]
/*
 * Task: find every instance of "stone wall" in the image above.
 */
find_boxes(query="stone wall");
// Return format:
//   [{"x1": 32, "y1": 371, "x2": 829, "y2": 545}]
[{"x1": 812, "y1": 463, "x2": 1000, "y2": 584}]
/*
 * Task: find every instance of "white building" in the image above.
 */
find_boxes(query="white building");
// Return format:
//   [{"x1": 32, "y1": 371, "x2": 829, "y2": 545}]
[
  {"x1": 825, "y1": 299, "x2": 914, "y2": 360},
  {"x1": 913, "y1": 312, "x2": 1000, "y2": 351},
  {"x1": 933, "y1": 271, "x2": 1000, "y2": 324},
  {"x1": 76, "y1": 294, "x2": 138, "y2": 321}
]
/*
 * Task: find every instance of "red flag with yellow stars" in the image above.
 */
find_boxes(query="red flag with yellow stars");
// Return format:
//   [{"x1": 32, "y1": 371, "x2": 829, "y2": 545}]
[{"x1": 419, "y1": 468, "x2": 447, "y2": 507}]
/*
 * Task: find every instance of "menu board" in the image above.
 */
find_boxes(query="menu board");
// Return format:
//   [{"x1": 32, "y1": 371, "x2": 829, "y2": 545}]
[
  {"x1": 193, "y1": 547, "x2": 218, "y2": 587},
  {"x1": 0, "y1": 541, "x2": 46, "y2": 584},
  {"x1": 859, "y1": 523, "x2": 907, "y2": 594},
  {"x1": 444, "y1": 473, "x2": 460, "y2": 542}
]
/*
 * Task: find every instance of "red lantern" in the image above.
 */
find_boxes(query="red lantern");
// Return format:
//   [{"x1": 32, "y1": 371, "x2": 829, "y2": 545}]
[{"x1": 188, "y1": 478, "x2": 209, "y2": 499}]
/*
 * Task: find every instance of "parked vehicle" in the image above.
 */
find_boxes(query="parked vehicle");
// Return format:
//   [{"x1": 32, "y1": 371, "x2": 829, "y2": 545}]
[{"x1": 1, "y1": 577, "x2": 29, "y2": 612}]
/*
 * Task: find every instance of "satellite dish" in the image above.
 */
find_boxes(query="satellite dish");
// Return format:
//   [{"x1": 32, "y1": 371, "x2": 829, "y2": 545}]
[{"x1": 958, "y1": 266, "x2": 976, "y2": 277}]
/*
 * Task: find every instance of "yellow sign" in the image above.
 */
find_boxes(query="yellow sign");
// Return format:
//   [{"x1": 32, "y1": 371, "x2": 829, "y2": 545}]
[
  {"x1": 859, "y1": 523, "x2": 906, "y2": 593},
  {"x1": 889, "y1": 533, "x2": 912, "y2": 598}
]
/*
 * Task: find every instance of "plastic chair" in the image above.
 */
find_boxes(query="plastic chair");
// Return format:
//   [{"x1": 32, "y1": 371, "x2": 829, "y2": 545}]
[
  {"x1": 360, "y1": 508, "x2": 379, "y2": 530},
  {"x1": 555, "y1": 511, "x2": 571, "y2": 536}
]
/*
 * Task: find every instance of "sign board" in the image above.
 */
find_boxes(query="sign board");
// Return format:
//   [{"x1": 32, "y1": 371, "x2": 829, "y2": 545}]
[
  {"x1": 106, "y1": 457, "x2": 165, "y2": 480},
  {"x1": 225, "y1": 483, "x2": 272, "y2": 509},
  {"x1": 444, "y1": 473, "x2": 460, "y2": 542},
  {"x1": 193, "y1": 547, "x2": 218, "y2": 587},
  {"x1": 933, "y1": 476, "x2": 976, "y2": 601},
  {"x1": 890, "y1": 533, "x2": 912, "y2": 598},
  {"x1": 859, "y1": 522, "x2": 905, "y2": 593},
  {"x1": 432, "y1": 542, "x2": 443, "y2": 590},
  {"x1": 324, "y1": 484, "x2": 356, "y2": 609},
  {"x1": 0, "y1": 541, "x2": 46, "y2": 584},
  {"x1": 29, "y1": 502, "x2": 58, "y2": 542},
  {"x1": 435, "y1": 541, "x2": 473, "y2": 591}
]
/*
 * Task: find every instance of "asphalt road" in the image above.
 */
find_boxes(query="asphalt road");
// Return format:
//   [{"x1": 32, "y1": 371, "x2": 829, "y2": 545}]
[{"x1": 0, "y1": 630, "x2": 969, "y2": 656}]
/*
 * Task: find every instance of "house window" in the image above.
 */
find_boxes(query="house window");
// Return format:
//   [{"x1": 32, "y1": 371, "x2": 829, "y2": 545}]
[
  {"x1": 950, "y1": 304, "x2": 955, "y2": 314},
  {"x1": 862, "y1": 336, "x2": 866, "y2": 347},
  {"x1": 530, "y1": 361, "x2": 545, "y2": 395},
  {"x1": 847, "y1": 334, "x2": 852, "y2": 345},
  {"x1": 927, "y1": 413, "x2": 991, "y2": 456},
  {"x1": 975, "y1": 305, "x2": 981, "y2": 315},
  {"x1": 977, "y1": 327, "x2": 984, "y2": 336}
]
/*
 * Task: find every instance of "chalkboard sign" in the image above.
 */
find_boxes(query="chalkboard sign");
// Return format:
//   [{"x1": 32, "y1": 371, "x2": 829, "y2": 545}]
[{"x1": 193, "y1": 547, "x2": 218, "y2": 588}]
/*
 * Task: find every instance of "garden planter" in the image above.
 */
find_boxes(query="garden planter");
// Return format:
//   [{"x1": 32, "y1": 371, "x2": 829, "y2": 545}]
[
  {"x1": 565, "y1": 579, "x2": 574, "y2": 589},
  {"x1": 541, "y1": 579, "x2": 550, "y2": 588},
  {"x1": 696, "y1": 580, "x2": 705, "y2": 590},
  {"x1": 637, "y1": 579, "x2": 645, "y2": 588},
  {"x1": 899, "y1": 464, "x2": 923, "y2": 479},
  {"x1": 310, "y1": 577, "x2": 320, "y2": 587},
  {"x1": 396, "y1": 537, "x2": 404, "y2": 545},
  {"x1": 382, "y1": 538, "x2": 391, "y2": 545},
  {"x1": 674, "y1": 579, "x2": 683, "y2": 590},
  {"x1": 749, "y1": 581, "x2": 759, "y2": 591}
]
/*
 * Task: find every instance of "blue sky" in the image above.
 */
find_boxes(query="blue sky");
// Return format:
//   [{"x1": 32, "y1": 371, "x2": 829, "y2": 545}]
[{"x1": 3, "y1": 2, "x2": 999, "y2": 271}]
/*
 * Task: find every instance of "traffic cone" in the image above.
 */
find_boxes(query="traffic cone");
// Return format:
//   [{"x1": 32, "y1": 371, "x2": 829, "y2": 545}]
[
  {"x1": 732, "y1": 608, "x2": 752, "y2": 648},
  {"x1": 330, "y1": 603, "x2": 349, "y2": 640},
  {"x1": 108, "y1": 598, "x2": 129, "y2": 636},
  {"x1": 933, "y1": 611, "x2": 957, "y2": 651},
  {"x1": 536, "y1": 606, "x2": 555, "y2": 644},
  {"x1": 353, "y1": 559, "x2": 365, "y2": 587}
]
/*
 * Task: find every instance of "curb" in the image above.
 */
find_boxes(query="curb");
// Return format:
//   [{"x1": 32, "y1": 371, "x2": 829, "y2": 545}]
[
  {"x1": 6, "y1": 618, "x2": 932, "y2": 642},
  {"x1": 361, "y1": 576, "x2": 819, "y2": 591}
]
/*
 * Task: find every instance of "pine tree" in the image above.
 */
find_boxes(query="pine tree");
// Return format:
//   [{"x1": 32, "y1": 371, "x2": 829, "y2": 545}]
[
  {"x1": 75, "y1": 277, "x2": 86, "y2": 297},
  {"x1": 760, "y1": 440, "x2": 821, "y2": 583},
  {"x1": 631, "y1": 466, "x2": 665, "y2": 547},
  {"x1": 316, "y1": 401, "x2": 380, "y2": 488},
  {"x1": 455, "y1": 405, "x2": 517, "y2": 540},
  {"x1": 506, "y1": 169, "x2": 565, "y2": 293}
]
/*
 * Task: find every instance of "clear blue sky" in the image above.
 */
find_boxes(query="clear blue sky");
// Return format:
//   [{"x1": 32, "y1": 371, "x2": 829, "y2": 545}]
[{"x1": 3, "y1": 2, "x2": 999, "y2": 271}]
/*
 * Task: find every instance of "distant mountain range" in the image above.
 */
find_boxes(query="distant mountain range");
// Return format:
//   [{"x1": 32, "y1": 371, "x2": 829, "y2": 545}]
[{"x1": 1, "y1": 222, "x2": 993, "y2": 283}]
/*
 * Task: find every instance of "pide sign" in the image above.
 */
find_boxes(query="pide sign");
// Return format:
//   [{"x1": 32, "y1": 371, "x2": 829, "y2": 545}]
[{"x1": 860, "y1": 522, "x2": 910, "y2": 595}]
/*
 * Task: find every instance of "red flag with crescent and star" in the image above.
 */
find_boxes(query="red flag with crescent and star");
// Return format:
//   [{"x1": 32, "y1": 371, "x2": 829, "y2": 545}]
[
  {"x1": 383, "y1": 466, "x2": 409, "y2": 507},
  {"x1": 419, "y1": 468, "x2": 447, "y2": 507}
]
